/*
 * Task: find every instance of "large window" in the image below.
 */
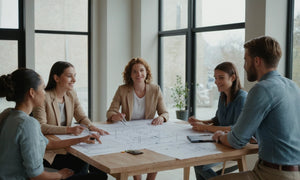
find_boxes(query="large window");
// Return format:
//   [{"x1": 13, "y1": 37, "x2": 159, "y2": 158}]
[
  {"x1": 0, "y1": 40, "x2": 18, "y2": 112},
  {"x1": 195, "y1": 29, "x2": 245, "y2": 119},
  {"x1": 34, "y1": 0, "x2": 91, "y2": 116},
  {"x1": 0, "y1": 0, "x2": 18, "y2": 28},
  {"x1": 161, "y1": 0, "x2": 188, "y2": 31},
  {"x1": 0, "y1": 0, "x2": 24, "y2": 112},
  {"x1": 161, "y1": 35, "x2": 186, "y2": 109},
  {"x1": 292, "y1": 0, "x2": 300, "y2": 86},
  {"x1": 159, "y1": 0, "x2": 245, "y2": 119}
]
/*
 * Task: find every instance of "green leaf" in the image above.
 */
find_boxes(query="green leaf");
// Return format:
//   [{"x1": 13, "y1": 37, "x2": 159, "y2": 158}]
[{"x1": 170, "y1": 75, "x2": 190, "y2": 111}]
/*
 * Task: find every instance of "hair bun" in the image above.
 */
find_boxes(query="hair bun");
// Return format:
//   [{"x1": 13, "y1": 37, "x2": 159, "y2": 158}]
[{"x1": 0, "y1": 74, "x2": 15, "y2": 100}]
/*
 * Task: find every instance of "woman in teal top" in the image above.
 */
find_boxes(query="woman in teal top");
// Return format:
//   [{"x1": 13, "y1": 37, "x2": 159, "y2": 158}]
[
  {"x1": 0, "y1": 69, "x2": 101, "y2": 180},
  {"x1": 211, "y1": 88, "x2": 247, "y2": 126},
  {"x1": 0, "y1": 109, "x2": 49, "y2": 179},
  {"x1": 188, "y1": 62, "x2": 247, "y2": 180}
]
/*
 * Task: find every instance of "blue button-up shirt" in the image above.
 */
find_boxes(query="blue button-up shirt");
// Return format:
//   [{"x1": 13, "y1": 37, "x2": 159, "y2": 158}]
[
  {"x1": 212, "y1": 89, "x2": 248, "y2": 126},
  {"x1": 228, "y1": 71, "x2": 300, "y2": 165},
  {"x1": 0, "y1": 109, "x2": 48, "y2": 180}
]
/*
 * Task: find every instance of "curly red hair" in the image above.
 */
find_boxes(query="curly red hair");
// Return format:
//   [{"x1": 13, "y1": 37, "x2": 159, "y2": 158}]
[{"x1": 123, "y1": 57, "x2": 152, "y2": 85}]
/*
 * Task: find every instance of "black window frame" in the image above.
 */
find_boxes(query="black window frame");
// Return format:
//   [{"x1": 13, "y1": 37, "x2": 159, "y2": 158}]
[
  {"x1": 0, "y1": 0, "x2": 25, "y2": 68},
  {"x1": 34, "y1": 0, "x2": 92, "y2": 118},
  {"x1": 158, "y1": 0, "x2": 245, "y2": 116},
  {"x1": 286, "y1": 0, "x2": 295, "y2": 79}
]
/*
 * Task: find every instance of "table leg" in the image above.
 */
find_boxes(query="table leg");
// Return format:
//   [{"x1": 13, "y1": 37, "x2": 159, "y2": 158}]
[
  {"x1": 183, "y1": 167, "x2": 190, "y2": 180},
  {"x1": 237, "y1": 155, "x2": 248, "y2": 172},
  {"x1": 116, "y1": 173, "x2": 129, "y2": 180}
]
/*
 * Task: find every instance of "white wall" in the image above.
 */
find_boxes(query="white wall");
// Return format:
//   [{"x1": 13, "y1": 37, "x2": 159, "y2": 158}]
[
  {"x1": 91, "y1": 0, "x2": 133, "y2": 121},
  {"x1": 91, "y1": 0, "x2": 107, "y2": 122},
  {"x1": 138, "y1": 0, "x2": 158, "y2": 83},
  {"x1": 265, "y1": 0, "x2": 287, "y2": 74},
  {"x1": 24, "y1": 0, "x2": 35, "y2": 69},
  {"x1": 92, "y1": 0, "x2": 158, "y2": 121},
  {"x1": 244, "y1": 0, "x2": 287, "y2": 91}
]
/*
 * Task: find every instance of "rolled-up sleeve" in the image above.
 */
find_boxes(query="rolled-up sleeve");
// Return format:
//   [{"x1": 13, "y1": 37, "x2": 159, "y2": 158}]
[{"x1": 228, "y1": 85, "x2": 271, "y2": 149}]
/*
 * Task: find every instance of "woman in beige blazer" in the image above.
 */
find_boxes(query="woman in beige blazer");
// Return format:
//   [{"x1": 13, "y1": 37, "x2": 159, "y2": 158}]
[
  {"x1": 33, "y1": 62, "x2": 108, "y2": 136},
  {"x1": 33, "y1": 61, "x2": 108, "y2": 179},
  {"x1": 106, "y1": 57, "x2": 169, "y2": 180}
]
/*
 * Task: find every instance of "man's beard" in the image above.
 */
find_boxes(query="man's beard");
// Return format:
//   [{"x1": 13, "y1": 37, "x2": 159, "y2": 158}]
[{"x1": 246, "y1": 64, "x2": 258, "y2": 82}]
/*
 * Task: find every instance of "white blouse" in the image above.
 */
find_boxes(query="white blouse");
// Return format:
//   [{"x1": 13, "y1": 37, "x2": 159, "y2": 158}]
[
  {"x1": 131, "y1": 90, "x2": 145, "y2": 120},
  {"x1": 58, "y1": 102, "x2": 66, "y2": 126}
]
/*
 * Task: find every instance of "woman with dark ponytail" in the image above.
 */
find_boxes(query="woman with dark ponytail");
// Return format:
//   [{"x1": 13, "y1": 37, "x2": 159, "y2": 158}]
[{"x1": 0, "y1": 69, "x2": 102, "y2": 180}]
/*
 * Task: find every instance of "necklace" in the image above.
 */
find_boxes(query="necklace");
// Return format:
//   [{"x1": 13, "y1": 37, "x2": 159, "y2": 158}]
[{"x1": 134, "y1": 87, "x2": 146, "y2": 98}]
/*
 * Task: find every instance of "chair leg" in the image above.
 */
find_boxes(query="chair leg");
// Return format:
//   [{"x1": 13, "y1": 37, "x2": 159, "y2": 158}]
[
  {"x1": 216, "y1": 161, "x2": 240, "y2": 175},
  {"x1": 221, "y1": 161, "x2": 226, "y2": 175},
  {"x1": 237, "y1": 155, "x2": 248, "y2": 172}
]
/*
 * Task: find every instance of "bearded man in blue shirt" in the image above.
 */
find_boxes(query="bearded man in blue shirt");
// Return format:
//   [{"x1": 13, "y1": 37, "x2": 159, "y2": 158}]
[{"x1": 211, "y1": 36, "x2": 300, "y2": 180}]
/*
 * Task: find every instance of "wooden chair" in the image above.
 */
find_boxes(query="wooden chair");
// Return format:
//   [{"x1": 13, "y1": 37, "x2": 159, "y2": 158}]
[
  {"x1": 183, "y1": 155, "x2": 248, "y2": 180},
  {"x1": 217, "y1": 155, "x2": 248, "y2": 175}
]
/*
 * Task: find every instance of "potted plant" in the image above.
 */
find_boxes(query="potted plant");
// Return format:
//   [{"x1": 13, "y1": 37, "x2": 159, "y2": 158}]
[{"x1": 171, "y1": 75, "x2": 189, "y2": 121}]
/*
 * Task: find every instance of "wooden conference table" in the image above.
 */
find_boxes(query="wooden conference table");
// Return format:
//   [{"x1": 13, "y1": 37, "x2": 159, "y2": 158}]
[
  {"x1": 49, "y1": 140, "x2": 257, "y2": 179},
  {"x1": 48, "y1": 120, "x2": 258, "y2": 180}
]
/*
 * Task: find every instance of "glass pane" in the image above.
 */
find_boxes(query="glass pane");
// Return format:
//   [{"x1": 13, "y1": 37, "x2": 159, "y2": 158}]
[
  {"x1": 195, "y1": 29, "x2": 245, "y2": 119},
  {"x1": 292, "y1": 0, "x2": 300, "y2": 87},
  {"x1": 0, "y1": 40, "x2": 18, "y2": 112},
  {"x1": 162, "y1": 36, "x2": 186, "y2": 119},
  {"x1": 35, "y1": 0, "x2": 88, "y2": 32},
  {"x1": 162, "y1": 0, "x2": 188, "y2": 31},
  {"x1": 35, "y1": 34, "x2": 88, "y2": 114},
  {"x1": 0, "y1": 0, "x2": 18, "y2": 28},
  {"x1": 196, "y1": 0, "x2": 245, "y2": 27}
]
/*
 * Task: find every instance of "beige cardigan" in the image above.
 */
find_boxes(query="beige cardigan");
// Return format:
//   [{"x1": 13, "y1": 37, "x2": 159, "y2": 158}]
[
  {"x1": 32, "y1": 89, "x2": 92, "y2": 163},
  {"x1": 107, "y1": 83, "x2": 169, "y2": 122}
]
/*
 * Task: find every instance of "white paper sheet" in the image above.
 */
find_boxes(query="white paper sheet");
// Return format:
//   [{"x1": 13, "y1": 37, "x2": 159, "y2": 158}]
[{"x1": 55, "y1": 120, "x2": 221, "y2": 159}]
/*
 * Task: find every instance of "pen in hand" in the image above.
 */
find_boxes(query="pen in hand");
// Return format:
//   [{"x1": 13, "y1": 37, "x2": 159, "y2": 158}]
[
  {"x1": 120, "y1": 113, "x2": 128, "y2": 126},
  {"x1": 80, "y1": 124, "x2": 96, "y2": 140}
]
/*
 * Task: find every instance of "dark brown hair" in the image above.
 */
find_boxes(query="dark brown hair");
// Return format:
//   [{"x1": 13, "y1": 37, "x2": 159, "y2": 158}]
[
  {"x1": 122, "y1": 57, "x2": 152, "y2": 85},
  {"x1": 45, "y1": 61, "x2": 74, "y2": 90},
  {"x1": 244, "y1": 36, "x2": 282, "y2": 68},
  {"x1": 215, "y1": 62, "x2": 242, "y2": 102},
  {"x1": 0, "y1": 68, "x2": 41, "y2": 103}
]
